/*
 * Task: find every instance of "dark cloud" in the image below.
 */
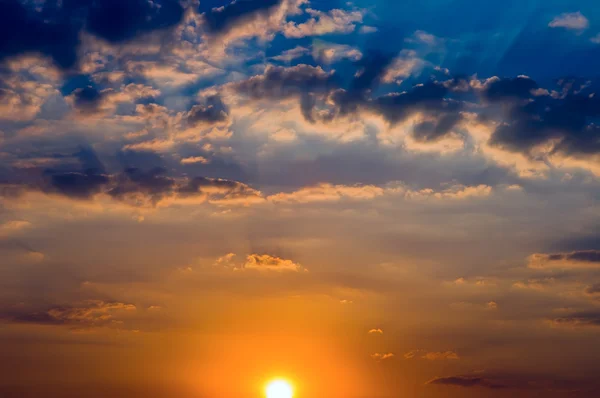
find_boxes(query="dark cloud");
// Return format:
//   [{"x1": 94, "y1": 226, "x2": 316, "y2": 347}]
[
  {"x1": 428, "y1": 375, "x2": 508, "y2": 389},
  {"x1": 1, "y1": 300, "x2": 136, "y2": 328},
  {"x1": 203, "y1": 0, "x2": 281, "y2": 34},
  {"x1": 412, "y1": 113, "x2": 463, "y2": 142},
  {"x1": 233, "y1": 64, "x2": 335, "y2": 100},
  {"x1": 0, "y1": 0, "x2": 80, "y2": 69},
  {"x1": 427, "y1": 373, "x2": 595, "y2": 392},
  {"x1": 45, "y1": 171, "x2": 110, "y2": 199},
  {"x1": 369, "y1": 81, "x2": 462, "y2": 136},
  {"x1": 331, "y1": 51, "x2": 396, "y2": 117},
  {"x1": 483, "y1": 76, "x2": 538, "y2": 102},
  {"x1": 71, "y1": 86, "x2": 103, "y2": 113},
  {"x1": 553, "y1": 311, "x2": 600, "y2": 327},
  {"x1": 84, "y1": 0, "x2": 184, "y2": 43},
  {"x1": 0, "y1": 0, "x2": 185, "y2": 69},
  {"x1": 108, "y1": 167, "x2": 176, "y2": 204},
  {"x1": 233, "y1": 59, "x2": 464, "y2": 137},
  {"x1": 1, "y1": 155, "x2": 261, "y2": 207},
  {"x1": 487, "y1": 77, "x2": 600, "y2": 156},
  {"x1": 75, "y1": 146, "x2": 106, "y2": 175},
  {"x1": 187, "y1": 95, "x2": 229, "y2": 126},
  {"x1": 586, "y1": 283, "x2": 600, "y2": 295},
  {"x1": 545, "y1": 250, "x2": 600, "y2": 263}
]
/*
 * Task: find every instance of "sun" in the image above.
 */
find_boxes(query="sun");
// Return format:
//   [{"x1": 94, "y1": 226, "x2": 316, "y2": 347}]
[{"x1": 265, "y1": 379, "x2": 294, "y2": 398}]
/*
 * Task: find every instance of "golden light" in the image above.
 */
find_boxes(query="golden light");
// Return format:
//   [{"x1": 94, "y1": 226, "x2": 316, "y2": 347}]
[{"x1": 265, "y1": 379, "x2": 294, "y2": 398}]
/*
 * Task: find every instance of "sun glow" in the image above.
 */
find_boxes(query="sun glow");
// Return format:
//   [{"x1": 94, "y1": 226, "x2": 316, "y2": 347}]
[{"x1": 265, "y1": 379, "x2": 294, "y2": 398}]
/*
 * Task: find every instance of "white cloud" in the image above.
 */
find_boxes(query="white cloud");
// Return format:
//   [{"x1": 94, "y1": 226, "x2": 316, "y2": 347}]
[
  {"x1": 271, "y1": 46, "x2": 310, "y2": 62},
  {"x1": 548, "y1": 12, "x2": 589, "y2": 30},
  {"x1": 312, "y1": 42, "x2": 362, "y2": 64},
  {"x1": 283, "y1": 8, "x2": 364, "y2": 38}
]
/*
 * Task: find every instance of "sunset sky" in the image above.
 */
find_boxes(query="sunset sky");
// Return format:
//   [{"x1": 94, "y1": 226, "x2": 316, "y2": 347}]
[{"x1": 2, "y1": 0, "x2": 600, "y2": 397}]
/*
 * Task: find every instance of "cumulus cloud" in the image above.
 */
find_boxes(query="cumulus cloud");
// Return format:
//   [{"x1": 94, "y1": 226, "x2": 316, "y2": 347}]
[
  {"x1": 282, "y1": 8, "x2": 364, "y2": 38},
  {"x1": 240, "y1": 254, "x2": 305, "y2": 272},
  {"x1": 186, "y1": 95, "x2": 229, "y2": 127},
  {"x1": 479, "y1": 76, "x2": 600, "y2": 157},
  {"x1": 548, "y1": 12, "x2": 589, "y2": 30},
  {"x1": 231, "y1": 64, "x2": 334, "y2": 100}
]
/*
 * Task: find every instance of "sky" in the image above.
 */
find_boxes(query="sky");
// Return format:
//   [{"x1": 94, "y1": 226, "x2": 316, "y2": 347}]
[{"x1": 2, "y1": 0, "x2": 600, "y2": 397}]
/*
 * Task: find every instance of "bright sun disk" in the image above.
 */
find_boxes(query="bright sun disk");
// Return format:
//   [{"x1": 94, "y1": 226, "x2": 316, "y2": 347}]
[{"x1": 265, "y1": 379, "x2": 294, "y2": 398}]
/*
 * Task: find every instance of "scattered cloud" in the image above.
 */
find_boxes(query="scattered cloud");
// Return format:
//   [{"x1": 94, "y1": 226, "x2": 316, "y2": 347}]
[
  {"x1": 371, "y1": 352, "x2": 395, "y2": 361},
  {"x1": 421, "y1": 351, "x2": 460, "y2": 360},
  {"x1": 548, "y1": 12, "x2": 589, "y2": 30}
]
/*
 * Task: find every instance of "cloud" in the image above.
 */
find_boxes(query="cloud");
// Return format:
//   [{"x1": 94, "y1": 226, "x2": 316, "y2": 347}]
[
  {"x1": 0, "y1": 220, "x2": 32, "y2": 237},
  {"x1": 427, "y1": 375, "x2": 508, "y2": 389},
  {"x1": 200, "y1": 0, "x2": 305, "y2": 43},
  {"x1": 2, "y1": 300, "x2": 136, "y2": 329},
  {"x1": 231, "y1": 64, "x2": 335, "y2": 100},
  {"x1": 404, "y1": 349, "x2": 459, "y2": 360},
  {"x1": 482, "y1": 76, "x2": 538, "y2": 102},
  {"x1": 187, "y1": 95, "x2": 229, "y2": 127},
  {"x1": 368, "y1": 328, "x2": 383, "y2": 334},
  {"x1": 311, "y1": 42, "x2": 362, "y2": 64},
  {"x1": 548, "y1": 12, "x2": 589, "y2": 31},
  {"x1": 359, "y1": 26, "x2": 377, "y2": 34},
  {"x1": 203, "y1": 0, "x2": 282, "y2": 34},
  {"x1": 240, "y1": 254, "x2": 305, "y2": 272},
  {"x1": 282, "y1": 8, "x2": 364, "y2": 38},
  {"x1": 428, "y1": 373, "x2": 597, "y2": 392},
  {"x1": 552, "y1": 311, "x2": 600, "y2": 327},
  {"x1": 421, "y1": 351, "x2": 460, "y2": 360},
  {"x1": 0, "y1": 0, "x2": 185, "y2": 69},
  {"x1": 585, "y1": 283, "x2": 600, "y2": 296},
  {"x1": 381, "y1": 50, "x2": 426, "y2": 84},
  {"x1": 3, "y1": 163, "x2": 264, "y2": 209},
  {"x1": 67, "y1": 83, "x2": 161, "y2": 116},
  {"x1": 268, "y1": 183, "x2": 384, "y2": 204},
  {"x1": 482, "y1": 76, "x2": 600, "y2": 157},
  {"x1": 180, "y1": 156, "x2": 210, "y2": 165},
  {"x1": 371, "y1": 352, "x2": 395, "y2": 361},
  {"x1": 270, "y1": 46, "x2": 310, "y2": 63},
  {"x1": 528, "y1": 251, "x2": 600, "y2": 269}
]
